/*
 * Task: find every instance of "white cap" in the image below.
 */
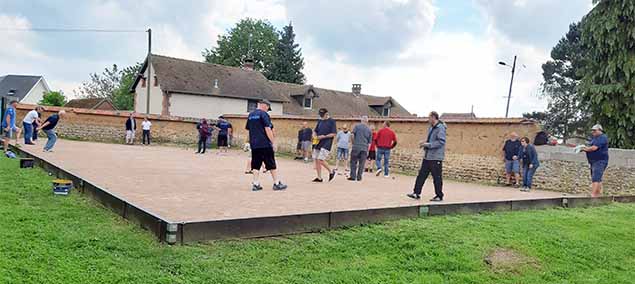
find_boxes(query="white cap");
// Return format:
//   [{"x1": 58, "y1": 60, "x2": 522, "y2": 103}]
[{"x1": 591, "y1": 124, "x2": 603, "y2": 131}]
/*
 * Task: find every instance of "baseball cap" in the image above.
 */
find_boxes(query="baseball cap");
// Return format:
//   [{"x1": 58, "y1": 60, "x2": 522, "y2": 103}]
[
  {"x1": 258, "y1": 98, "x2": 272, "y2": 111},
  {"x1": 591, "y1": 124, "x2": 603, "y2": 131}
]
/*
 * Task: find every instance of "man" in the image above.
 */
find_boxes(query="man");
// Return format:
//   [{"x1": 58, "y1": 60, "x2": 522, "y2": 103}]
[
  {"x1": 141, "y1": 116, "x2": 152, "y2": 145},
  {"x1": 408, "y1": 111, "x2": 446, "y2": 201},
  {"x1": 215, "y1": 116, "x2": 233, "y2": 153},
  {"x1": 581, "y1": 124, "x2": 609, "y2": 197},
  {"x1": 374, "y1": 121, "x2": 398, "y2": 178},
  {"x1": 37, "y1": 110, "x2": 65, "y2": 152},
  {"x1": 335, "y1": 124, "x2": 352, "y2": 172},
  {"x1": 125, "y1": 113, "x2": 136, "y2": 145},
  {"x1": 312, "y1": 108, "x2": 337, "y2": 182},
  {"x1": 348, "y1": 116, "x2": 372, "y2": 181},
  {"x1": 365, "y1": 124, "x2": 377, "y2": 172},
  {"x1": 245, "y1": 99, "x2": 287, "y2": 191},
  {"x1": 22, "y1": 106, "x2": 43, "y2": 145},
  {"x1": 298, "y1": 122, "x2": 313, "y2": 162},
  {"x1": 2, "y1": 100, "x2": 21, "y2": 153},
  {"x1": 502, "y1": 132, "x2": 522, "y2": 186}
]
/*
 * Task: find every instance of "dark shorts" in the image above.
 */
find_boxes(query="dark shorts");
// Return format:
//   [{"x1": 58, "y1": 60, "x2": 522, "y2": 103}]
[
  {"x1": 217, "y1": 134, "x2": 228, "y2": 147},
  {"x1": 367, "y1": 150, "x2": 376, "y2": 160},
  {"x1": 590, "y1": 160, "x2": 608, "y2": 183},
  {"x1": 251, "y1": 147, "x2": 277, "y2": 171}
]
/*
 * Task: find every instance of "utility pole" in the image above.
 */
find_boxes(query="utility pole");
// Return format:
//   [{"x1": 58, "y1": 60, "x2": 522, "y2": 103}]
[
  {"x1": 504, "y1": 55, "x2": 517, "y2": 118},
  {"x1": 146, "y1": 28, "x2": 152, "y2": 114}
]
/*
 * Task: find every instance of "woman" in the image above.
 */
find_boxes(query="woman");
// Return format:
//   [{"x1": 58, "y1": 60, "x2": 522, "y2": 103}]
[
  {"x1": 520, "y1": 137, "x2": 540, "y2": 191},
  {"x1": 196, "y1": 119, "x2": 211, "y2": 154}
]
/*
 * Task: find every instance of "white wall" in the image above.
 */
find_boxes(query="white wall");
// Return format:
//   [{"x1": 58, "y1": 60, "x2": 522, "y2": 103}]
[
  {"x1": 134, "y1": 63, "x2": 163, "y2": 114},
  {"x1": 22, "y1": 79, "x2": 49, "y2": 104},
  {"x1": 169, "y1": 93, "x2": 283, "y2": 119}
]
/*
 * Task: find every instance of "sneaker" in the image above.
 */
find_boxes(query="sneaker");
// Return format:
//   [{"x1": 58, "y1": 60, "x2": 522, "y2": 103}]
[
  {"x1": 312, "y1": 178, "x2": 323, "y2": 183},
  {"x1": 429, "y1": 196, "x2": 443, "y2": 202},
  {"x1": 273, "y1": 182, "x2": 288, "y2": 191},
  {"x1": 407, "y1": 193, "x2": 421, "y2": 200},
  {"x1": 328, "y1": 170, "x2": 336, "y2": 181},
  {"x1": 383, "y1": 175, "x2": 390, "y2": 179},
  {"x1": 251, "y1": 184, "x2": 263, "y2": 191},
  {"x1": 347, "y1": 177, "x2": 356, "y2": 181},
  {"x1": 375, "y1": 169, "x2": 383, "y2": 176},
  {"x1": 244, "y1": 170, "x2": 253, "y2": 175}
]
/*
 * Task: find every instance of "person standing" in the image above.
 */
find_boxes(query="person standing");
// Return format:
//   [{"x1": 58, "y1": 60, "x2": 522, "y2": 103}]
[
  {"x1": 374, "y1": 121, "x2": 398, "y2": 178},
  {"x1": 520, "y1": 137, "x2": 540, "y2": 191},
  {"x1": 32, "y1": 111, "x2": 41, "y2": 142},
  {"x1": 246, "y1": 99, "x2": 287, "y2": 191},
  {"x1": 502, "y1": 132, "x2": 522, "y2": 186},
  {"x1": 299, "y1": 122, "x2": 313, "y2": 162},
  {"x1": 408, "y1": 111, "x2": 446, "y2": 201},
  {"x1": 125, "y1": 113, "x2": 136, "y2": 145},
  {"x1": 37, "y1": 110, "x2": 65, "y2": 152},
  {"x1": 196, "y1": 119, "x2": 211, "y2": 154},
  {"x1": 365, "y1": 124, "x2": 377, "y2": 172},
  {"x1": 335, "y1": 124, "x2": 352, "y2": 173},
  {"x1": 581, "y1": 124, "x2": 609, "y2": 197},
  {"x1": 22, "y1": 106, "x2": 43, "y2": 145},
  {"x1": 141, "y1": 117, "x2": 152, "y2": 145},
  {"x1": 348, "y1": 116, "x2": 372, "y2": 181},
  {"x1": 215, "y1": 116, "x2": 233, "y2": 153},
  {"x1": 2, "y1": 100, "x2": 21, "y2": 153},
  {"x1": 312, "y1": 108, "x2": 337, "y2": 182}
]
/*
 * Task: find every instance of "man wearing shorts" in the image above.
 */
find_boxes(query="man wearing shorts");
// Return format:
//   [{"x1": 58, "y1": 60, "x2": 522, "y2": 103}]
[
  {"x1": 215, "y1": 116, "x2": 232, "y2": 153},
  {"x1": 245, "y1": 99, "x2": 287, "y2": 191},
  {"x1": 299, "y1": 122, "x2": 312, "y2": 162},
  {"x1": 582, "y1": 124, "x2": 609, "y2": 197},
  {"x1": 2, "y1": 100, "x2": 21, "y2": 153},
  {"x1": 312, "y1": 108, "x2": 337, "y2": 182},
  {"x1": 502, "y1": 132, "x2": 522, "y2": 186},
  {"x1": 335, "y1": 124, "x2": 352, "y2": 172}
]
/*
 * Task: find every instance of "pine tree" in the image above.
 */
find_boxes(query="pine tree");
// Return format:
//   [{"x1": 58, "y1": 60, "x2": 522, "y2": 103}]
[{"x1": 268, "y1": 22, "x2": 306, "y2": 84}]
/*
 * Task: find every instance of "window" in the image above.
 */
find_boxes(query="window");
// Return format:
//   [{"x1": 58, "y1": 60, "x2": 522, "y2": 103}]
[
  {"x1": 247, "y1": 100, "x2": 258, "y2": 112},
  {"x1": 141, "y1": 77, "x2": 146, "y2": 88},
  {"x1": 303, "y1": 97, "x2": 312, "y2": 109},
  {"x1": 382, "y1": 107, "x2": 391, "y2": 117},
  {"x1": 154, "y1": 76, "x2": 158, "y2": 87}
]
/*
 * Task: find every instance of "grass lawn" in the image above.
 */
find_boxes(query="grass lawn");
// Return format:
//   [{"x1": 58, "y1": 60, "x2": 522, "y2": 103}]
[{"x1": 0, "y1": 157, "x2": 634, "y2": 284}]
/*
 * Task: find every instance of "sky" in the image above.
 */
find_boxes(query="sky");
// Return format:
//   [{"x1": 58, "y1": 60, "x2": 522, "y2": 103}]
[{"x1": 0, "y1": 0, "x2": 594, "y2": 117}]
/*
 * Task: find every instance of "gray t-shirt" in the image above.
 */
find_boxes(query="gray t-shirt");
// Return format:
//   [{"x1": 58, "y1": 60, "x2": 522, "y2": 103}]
[
  {"x1": 351, "y1": 123, "x2": 372, "y2": 152},
  {"x1": 336, "y1": 130, "x2": 352, "y2": 149}
]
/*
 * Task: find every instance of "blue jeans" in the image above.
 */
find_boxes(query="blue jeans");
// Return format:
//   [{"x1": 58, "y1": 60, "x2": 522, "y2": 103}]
[
  {"x1": 522, "y1": 165, "x2": 538, "y2": 188},
  {"x1": 44, "y1": 129, "x2": 57, "y2": 151},
  {"x1": 23, "y1": 122, "x2": 33, "y2": 144},
  {"x1": 375, "y1": 147, "x2": 391, "y2": 176}
]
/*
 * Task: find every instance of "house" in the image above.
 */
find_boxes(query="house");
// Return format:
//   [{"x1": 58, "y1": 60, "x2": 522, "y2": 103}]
[
  {"x1": 0, "y1": 75, "x2": 51, "y2": 104},
  {"x1": 64, "y1": 98, "x2": 117, "y2": 111},
  {"x1": 440, "y1": 112, "x2": 477, "y2": 120},
  {"x1": 130, "y1": 54, "x2": 411, "y2": 119},
  {"x1": 131, "y1": 54, "x2": 287, "y2": 118},
  {"x1": 269, "y1": 81, "x2": 412, "y2": 117}
]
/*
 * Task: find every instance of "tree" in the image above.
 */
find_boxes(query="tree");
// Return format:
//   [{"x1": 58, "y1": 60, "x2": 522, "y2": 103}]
[
  {"x1": 579, "y1": 0, "x2": 635, "y2": 148},
  {"x1": 39, "y1": 91, "x2": 67, "y2": 106},
  {"x1": 202, "y1": 18, "x2": 278, "y2": 74},
  {"x1": 268, "y1": 22, "x2": 306, "y2": 84},
  {"x1": 539, "y1": 22, "x2": 589, "y2": 143},
  {"x1": 77, "y1": 63, "x2": 142, "y2": 110}
]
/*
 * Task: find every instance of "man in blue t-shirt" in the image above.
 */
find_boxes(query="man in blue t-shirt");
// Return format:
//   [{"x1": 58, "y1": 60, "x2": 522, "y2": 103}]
[
  {"x1": 502, "y1": 132, "x2": 522, "y2": 186},
  {"x1": 312, "y1": 108, "x2": 337, "y2": 182},
  {"x1": 581, "y1": 124, "x2": 609, "y2": 197},
  {"x1": 2, "y1": 100, "x2": 21, "y2": 153},
  {"x1": 215, "y1": 116, "x2": 233, "y2": 153},
  {"x1": 245, "y1": 99, "x2": 287, "y2": 191},
  {"x1": 37, "y1": 110, "x2": 65, "y2": 152}
]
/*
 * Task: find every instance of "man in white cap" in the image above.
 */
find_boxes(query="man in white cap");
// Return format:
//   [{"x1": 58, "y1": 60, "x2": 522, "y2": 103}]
[{"x1": 581, "y1": 124, "x2": 609, "y2": 197}]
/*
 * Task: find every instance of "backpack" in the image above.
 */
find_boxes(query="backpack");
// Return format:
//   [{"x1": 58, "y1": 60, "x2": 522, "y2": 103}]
[
  {"x1": 534, "y1": 131, "x2": 548, "y2": 146},
  {"x1": 5, "y1": 151, "x2": 16, "y2": 159}
]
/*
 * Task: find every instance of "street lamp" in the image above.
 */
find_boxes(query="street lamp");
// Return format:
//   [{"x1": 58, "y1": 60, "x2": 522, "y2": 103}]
[{"x1": 499, "y1": 55, "x2": 517, "y2": 118}]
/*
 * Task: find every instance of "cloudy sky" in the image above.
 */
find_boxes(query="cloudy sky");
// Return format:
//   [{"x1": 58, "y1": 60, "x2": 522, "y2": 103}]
[{"x1": 1, "y1": 0, "x2": 593, "y2": 117}]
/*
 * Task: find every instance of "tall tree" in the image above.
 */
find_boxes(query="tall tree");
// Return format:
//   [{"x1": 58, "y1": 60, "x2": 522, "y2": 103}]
[
  {"x1": 540, "y1": 23, "x2": 589, "y2": 143},
  {"x1": 77, "y1": 63, "x2": 142, "y2": 110},
  {"x1": 39, "y1": 91, "x2": 67, "y2": 107},
  {"x1": 579, "y1": 0, "x2": 635, "y2": 148},
  {"x1": 112, "y1": 63, "x2": 143, "y2": 110},
  {"x1": 202, "y1": 18, "x2": 278, "y2": 73},
  {"x1": 268, "y1": 22, "x2": 306, "y2": 84}
]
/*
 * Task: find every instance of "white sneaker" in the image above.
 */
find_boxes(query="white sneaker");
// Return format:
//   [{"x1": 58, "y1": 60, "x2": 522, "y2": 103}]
[
  {"x1": 375, "y1": 169, "x2": 382, "y2": 176},
  {"x1": 383, "y1": 175, "x2": 390, "y2": 178}
]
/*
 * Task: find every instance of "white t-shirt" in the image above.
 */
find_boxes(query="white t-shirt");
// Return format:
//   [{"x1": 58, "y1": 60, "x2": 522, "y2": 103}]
[
  {"x1": 142, "y1": 120, "x2": 152, "y2": 130},
  {"x1": 22, "y1": 110, "x2": 39, "y2": 124}
]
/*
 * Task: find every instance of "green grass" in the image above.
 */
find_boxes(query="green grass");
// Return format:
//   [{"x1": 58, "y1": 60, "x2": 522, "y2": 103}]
[{"x1": 1, "y1": 158, "x2": 634, "y2": 284}]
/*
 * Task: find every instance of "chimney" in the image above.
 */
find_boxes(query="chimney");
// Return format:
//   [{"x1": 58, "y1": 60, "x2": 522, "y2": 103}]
[
  {"x1": 242, "y1": 58, "x2": 255, "y2": 71},
  {"x1": 352, "y1": 84, "x2": 361, "y2": 97}
]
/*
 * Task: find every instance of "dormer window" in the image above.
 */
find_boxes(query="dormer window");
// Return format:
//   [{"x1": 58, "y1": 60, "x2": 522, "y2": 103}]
[
  {"x1": 382, "y1": 107, "x2": 391, "y2": 117},
  {"x1": 303, "y1": 97, "x2": 312, "y2": 109}
]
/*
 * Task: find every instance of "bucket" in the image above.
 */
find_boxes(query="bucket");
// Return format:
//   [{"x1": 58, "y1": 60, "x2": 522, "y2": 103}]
[
  {"x1": 20, "y1": 158, "x2": 34, "y2": 168},
  {"x1": 53, "y1": 179, "x2": 73, "y2": 196}
]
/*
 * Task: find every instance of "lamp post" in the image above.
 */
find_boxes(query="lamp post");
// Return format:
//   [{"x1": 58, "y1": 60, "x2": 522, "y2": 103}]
[{"x1": 499, "y1": 55, "x2": 517, "y2": 118}]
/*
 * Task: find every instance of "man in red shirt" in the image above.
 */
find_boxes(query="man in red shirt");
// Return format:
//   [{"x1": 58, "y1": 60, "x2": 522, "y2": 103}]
[{"x1": 374, "y1": 121, "x2": 398, "y2": 177}]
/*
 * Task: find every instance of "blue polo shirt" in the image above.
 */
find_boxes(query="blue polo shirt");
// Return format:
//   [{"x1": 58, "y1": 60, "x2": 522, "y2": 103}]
[
  {"x1": 216, "y1": 121, "x2": 232, "y2": 136},
  {"x1": 245, "y1": 109, "x2": 273, "y2": 149},
  {"x1": 2, "y1": 107, "x2": 16, "y2": 129},
  {"x1": 586, "y1": 134, "x2": 609, "y2": 163}
]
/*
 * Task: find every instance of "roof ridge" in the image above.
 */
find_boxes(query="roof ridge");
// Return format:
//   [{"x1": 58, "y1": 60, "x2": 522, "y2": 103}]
[{"x1": 151, "y1": 53, "x2": 256, "y2": 73}]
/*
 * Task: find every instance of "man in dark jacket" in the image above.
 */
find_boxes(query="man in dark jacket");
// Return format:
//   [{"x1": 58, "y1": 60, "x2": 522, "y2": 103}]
[
  {"x1": 408, "y1": 111, "x2": 446, "y2": 201},
  {"x1": 125, "y1": 113, "x2": 136, "y2": 145}
]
